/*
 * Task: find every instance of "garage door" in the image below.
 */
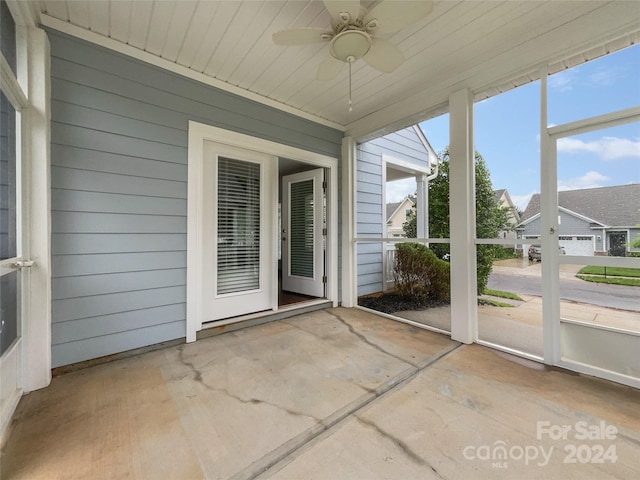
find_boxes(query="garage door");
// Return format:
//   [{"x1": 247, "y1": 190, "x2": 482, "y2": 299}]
[{"x1": 559, "y1": 236, "x2": 593, "y2": 256}]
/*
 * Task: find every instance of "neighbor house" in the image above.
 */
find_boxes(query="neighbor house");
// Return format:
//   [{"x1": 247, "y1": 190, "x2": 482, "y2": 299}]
[
  {"x1": 517, "y1": 184, "x2": 640, "y2": 256},
  {"x1": 356, "y1": 126, "x2": 438, "y2": 296},
  {"x1": 386, "y1": 196, "x2": 416, "y2": 238},
  {"x1": 2, "y1": 0, "x2": 639, "y2": 442},
  {"x1": 494, "y1": 188, "x2": 520, "y2": 241}
]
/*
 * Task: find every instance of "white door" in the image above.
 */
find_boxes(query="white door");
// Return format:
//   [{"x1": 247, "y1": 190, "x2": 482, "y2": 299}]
[
  {"x1": 282, "y1": 169, "x2": 325, "y2": 297},
  {"x1": 203, "y1": 142, "x2": 276, "y2": 321}
]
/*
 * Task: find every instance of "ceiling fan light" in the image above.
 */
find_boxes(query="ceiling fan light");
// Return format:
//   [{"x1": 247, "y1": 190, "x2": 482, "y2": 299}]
[
  {"x1": 366, "y1": 19, "x2": 379, "y2": 30},
  {"x1": 329, "y1": 30, "x2": 372, "y2": 62}
]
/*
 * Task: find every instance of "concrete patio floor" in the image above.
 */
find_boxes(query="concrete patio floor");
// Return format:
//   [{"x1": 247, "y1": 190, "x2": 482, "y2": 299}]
[
  {"x1": 393, "y1": 297, "x2": 639, "y2": 359},
  {"x1": 2, "y1": 308, "x2": 639, "y2": 479}
]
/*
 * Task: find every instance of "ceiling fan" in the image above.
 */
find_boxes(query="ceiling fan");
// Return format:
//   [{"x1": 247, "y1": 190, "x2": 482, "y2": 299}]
[{"x1": 272, "y1": 0, "x2": 434, "y2": 81}]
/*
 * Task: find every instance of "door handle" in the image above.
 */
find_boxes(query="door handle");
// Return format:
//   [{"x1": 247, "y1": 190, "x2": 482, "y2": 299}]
[{"x1": 11, "y1": 260, "x2": 35, "y2": 269}]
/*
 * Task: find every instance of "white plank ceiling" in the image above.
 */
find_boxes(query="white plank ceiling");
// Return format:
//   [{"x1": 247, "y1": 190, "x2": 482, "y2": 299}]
[{"x1": 37, "y1": 1, "x2": 640, "y2": 138}]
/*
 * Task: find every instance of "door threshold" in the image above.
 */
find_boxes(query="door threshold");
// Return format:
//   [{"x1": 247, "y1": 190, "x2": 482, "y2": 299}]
[{"x1": 198, "y1": 299, "x2": 333, "y2": 340}]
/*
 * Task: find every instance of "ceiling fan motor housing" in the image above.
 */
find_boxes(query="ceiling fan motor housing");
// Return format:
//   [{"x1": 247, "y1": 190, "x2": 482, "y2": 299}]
[{"x1": 329, "y1": 30, "x2": 372, "y2": 62}]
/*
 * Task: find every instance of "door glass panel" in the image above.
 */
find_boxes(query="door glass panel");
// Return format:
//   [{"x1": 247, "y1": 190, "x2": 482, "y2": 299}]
[
  {"x1": 1, "y1": 90, "x2": 17, "y2": 260},
  {"x1": 289, "y1": 179, "x2": 314, "y2": 278},
  {"x1": 217, "y1": 157, "x2": 260, "y2": 295},
  {"x1": 0, "y1": 269, "x2": 18, "y2": 354}
]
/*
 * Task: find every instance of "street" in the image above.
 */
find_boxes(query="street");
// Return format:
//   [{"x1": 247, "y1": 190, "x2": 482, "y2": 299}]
[{"x1": 488, "y1": 272, "x2": 640, "y2": 312}]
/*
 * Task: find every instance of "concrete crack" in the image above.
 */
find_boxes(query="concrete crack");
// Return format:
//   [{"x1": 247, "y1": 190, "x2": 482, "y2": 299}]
[
  {"x1": 245, "y1": 342, "x2": 462, "y2": 480},
  {"x1": 177, "y1": 346, "x2": 320, "y2": 423},
  {"x1": 325, "y1": 310, "x2": 418, "y2": 368},
  {"x1": 355, "y1": 415, "x2": 426, "y2": 466}
]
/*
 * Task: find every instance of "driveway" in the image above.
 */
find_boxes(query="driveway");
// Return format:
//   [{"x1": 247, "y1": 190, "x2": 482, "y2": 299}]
[
  {"x1": 4, "y1": 308, "x2": 640, "y2": 480},
  {"x1": 492, "y1": 258, "x2": 582, "y2": 279}
]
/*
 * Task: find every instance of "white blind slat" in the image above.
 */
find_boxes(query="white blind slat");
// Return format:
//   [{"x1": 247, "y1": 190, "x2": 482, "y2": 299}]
[
  {"x1": 290, "y1": 180, "x2": 314, "y2": 278},
  {"x1": 217, "y1": 157, "x2": 261, "y2": 295}
]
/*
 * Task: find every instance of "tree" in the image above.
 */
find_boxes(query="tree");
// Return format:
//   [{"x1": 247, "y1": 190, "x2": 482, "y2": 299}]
[
  {"x1": 404, "y1": 147, "x2": 510, "y2": 294},
  {"x1": 403, "y1": 206, "x2": 417, "y2": 238}
]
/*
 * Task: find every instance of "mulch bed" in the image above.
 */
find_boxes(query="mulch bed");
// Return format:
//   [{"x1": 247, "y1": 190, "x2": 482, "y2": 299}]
[{"x1": 358, "y1": 294, "x2": 449, "y2": 314}]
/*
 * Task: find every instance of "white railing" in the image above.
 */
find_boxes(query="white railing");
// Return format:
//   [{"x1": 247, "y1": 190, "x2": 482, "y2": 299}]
[{"x1": 384, "y1": 243, "x2": 396, "y2": 291}]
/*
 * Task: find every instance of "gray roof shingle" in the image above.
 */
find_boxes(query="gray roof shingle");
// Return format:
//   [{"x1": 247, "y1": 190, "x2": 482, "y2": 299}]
[
  {"x1": 386, "y1": 201, "x2": 402, "y2": 221},
  {"x1": 520, "y1": 184, "x2": 640, "y2": 227},
  {"x1": 386, "y1": 196, "x2": 416, "y2": 222}
]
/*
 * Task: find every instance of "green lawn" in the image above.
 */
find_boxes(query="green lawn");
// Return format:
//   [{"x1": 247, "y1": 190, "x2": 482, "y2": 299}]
[
  {"x1": 483, "y1": 288, "x2": 524, "y2": 301},
  {"x1": 478, "y1": 298, "x2": 515, "y2": 308},
  {"x1": 578, "y1": 266, "x2": 640, "y2": 278},
  {"x1": 576, "y1": 275, "x2": 640, "y2": 287}
]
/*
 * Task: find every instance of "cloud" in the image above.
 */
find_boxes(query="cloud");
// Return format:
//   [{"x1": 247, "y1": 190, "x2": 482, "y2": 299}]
[
  {"x1": 548, "y1": 70, "x2": 576, "y2": 92},
  {"x1": 558, "y1": 171, "x2": 610, "y2": 191},
  {"x1": 549, "y1": 65, "x2": 623, "y2": 92},
  {"x1": 589, "y1": 70, "x2": 617, "y2": 86},
  {"x1": 385, "y1": 178, "x2": 415, "y2": 203},
  {"x1": 557, "y1": 136, "x2": 640, "y2": 161},
  {"x1": 510, "y1": 190, "x2": 537, "y2": 211}
]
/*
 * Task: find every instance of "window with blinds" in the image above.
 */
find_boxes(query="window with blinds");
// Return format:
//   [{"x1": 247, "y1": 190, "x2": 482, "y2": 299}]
[
  {"x1": 217, "y1": 157, "x2": 261, "y2": 295},
  {"x1": 289, "y1": 179, "x2": 314, "y2": 278}
]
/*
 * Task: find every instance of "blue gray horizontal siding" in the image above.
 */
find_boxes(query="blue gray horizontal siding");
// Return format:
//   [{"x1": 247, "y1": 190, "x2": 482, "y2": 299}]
[
  {"x1": 48, "y1": 30, "x2": 342, "y2": 367},
  {"x1": 523, "y1": 213, "x2": 597, "y2": 238},
  {"x1": 356, "y1": 127, "x2": 429, "y2": 296},
  {"x1": 523, "y1": 213, "x2": 640, "y2": 253}
]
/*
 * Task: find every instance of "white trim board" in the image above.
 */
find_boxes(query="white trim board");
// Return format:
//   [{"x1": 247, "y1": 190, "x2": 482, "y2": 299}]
[
  {"x1": 39, "y1": 14, "x2": 345, "y2": 132},
  {"x1": 187, "y1": 122, "x2": 339, "y2": 342},
  {"x1": 382, "y1": 154, "x2": 432, "y2": 176}
]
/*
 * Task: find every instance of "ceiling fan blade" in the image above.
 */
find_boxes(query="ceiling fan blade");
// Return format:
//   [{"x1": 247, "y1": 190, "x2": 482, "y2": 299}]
[
  {"x1": 323, "y1": 0, "x2": 361, "y2": 23},
  {"x1": 363, "y1": 38, "x2": 405, "y2": 73},
  {"x1": 272, "y1": 28, "x2": 331, "y2": 46},
  {"x1": 317, "y1": 54, "x2": 345, "y2": 81},
  {"x1": 364, "y1": 0, "x2": 433, "y2": 34}
]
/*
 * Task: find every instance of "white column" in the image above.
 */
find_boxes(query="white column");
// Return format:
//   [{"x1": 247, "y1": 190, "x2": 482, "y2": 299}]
[
  {"x1": 449, "y1": 89, "x2": 477, "y2": 344},
  {"x1": 415, "y1": 173, "x2": 428, "y2": 239},
  {"x1": 341, "y1": 136, "x2": 357, "y2": 307},
  {"x1": 539, "y1": 67, "x2": 561, "y2": 364},
  {"x1": 25, "y1": 28, "x2": 52, "y2": 391}
]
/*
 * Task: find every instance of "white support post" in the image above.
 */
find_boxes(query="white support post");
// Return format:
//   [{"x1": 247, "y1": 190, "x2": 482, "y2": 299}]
[
  {"x1": 341, "y1": 136, "x2": 357, "y2": 307},
  {"x1": 415, "y1": 173, "x2": 428, "y2": 240},
  {"x1": 25, "y1": 28, "x2": 52, "y2": 391},
  {"x1": 539, "y1": 67, "x2": 561, "y2": 365},
  {"x1": 449, "y1": 89, "x2": 477, "y2": 344}
]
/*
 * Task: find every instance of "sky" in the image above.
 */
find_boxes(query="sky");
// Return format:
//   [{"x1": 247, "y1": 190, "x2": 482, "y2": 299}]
[{"x1": 386, "y1": 44, "x2": 640, "y2": 210}]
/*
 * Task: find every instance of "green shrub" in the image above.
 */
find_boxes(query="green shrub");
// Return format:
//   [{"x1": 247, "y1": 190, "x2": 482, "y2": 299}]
[
  {"x1": 393, "y1": 243, "x2": 450, "y2": 301},
  {"x1": 493, "y1": 247, "x2": 518, "y2": 260}
]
